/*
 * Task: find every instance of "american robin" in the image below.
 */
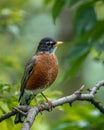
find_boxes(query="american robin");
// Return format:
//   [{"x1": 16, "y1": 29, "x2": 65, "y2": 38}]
[{"x1": 14, "y1": 37, "x2": 63, "y2": 124}]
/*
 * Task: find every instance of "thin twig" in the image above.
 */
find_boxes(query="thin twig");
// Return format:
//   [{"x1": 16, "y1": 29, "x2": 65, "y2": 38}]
[
  {"x1": 13, "y1": 107, "x2": 27, "y2": 116},
  {"x1": 0, "y1": 106, "x2": 30, "y2": 122}
]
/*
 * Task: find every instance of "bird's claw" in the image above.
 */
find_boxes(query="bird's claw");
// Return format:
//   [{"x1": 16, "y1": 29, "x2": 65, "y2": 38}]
[
  {"x1": 46, "y1": 100, "x2": 54, "y2": 111},
  {"x1": 37, "y1": 104, "x2": 43, "y2": 114}
]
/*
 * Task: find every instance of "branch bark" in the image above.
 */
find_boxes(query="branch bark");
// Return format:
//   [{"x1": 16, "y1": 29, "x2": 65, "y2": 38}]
[{"x1": 0, "y1": 80, "x2": 104, "y2": 130}]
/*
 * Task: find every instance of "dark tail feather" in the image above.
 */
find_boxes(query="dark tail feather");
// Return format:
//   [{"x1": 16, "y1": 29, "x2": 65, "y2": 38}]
[
  {"x1": 14, "y1": 92, "x2": 35, "y2": 124},
  {"x1": 14, "y1": 113, "x2": 25, "y2": 124}
]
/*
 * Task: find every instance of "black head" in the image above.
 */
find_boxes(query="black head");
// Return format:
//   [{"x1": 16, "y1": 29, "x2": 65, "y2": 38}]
[{"x1": 36, "y1": 37, "x2": 63, "y2": 54}]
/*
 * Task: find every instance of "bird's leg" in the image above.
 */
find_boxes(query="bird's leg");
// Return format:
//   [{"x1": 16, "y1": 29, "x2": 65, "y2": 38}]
[
  {"x1": 34, "y1": 96, "x2": 43, "y2": 114},
  {"x1": 41, "y1": 92, "x2": 54, "y2": 111}
]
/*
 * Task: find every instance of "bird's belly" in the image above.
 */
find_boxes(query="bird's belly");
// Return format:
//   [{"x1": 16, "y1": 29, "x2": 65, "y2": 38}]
[{"x1": 26, "y1": 54, "x2": 58, "y2": 92}]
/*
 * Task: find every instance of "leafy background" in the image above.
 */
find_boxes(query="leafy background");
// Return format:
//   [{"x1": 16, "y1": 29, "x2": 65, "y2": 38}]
[{"x1": 0, "y1": 0, "x2": 104, "y2": 129}]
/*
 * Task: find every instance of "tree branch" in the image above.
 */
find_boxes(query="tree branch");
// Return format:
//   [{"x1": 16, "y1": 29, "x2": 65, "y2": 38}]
[
  {"x1": 0, "y1": 80, "x2": 104, "y2": 130},
  {"x1": 0, "y1": 106, "x2": 30, "y2": 123}
]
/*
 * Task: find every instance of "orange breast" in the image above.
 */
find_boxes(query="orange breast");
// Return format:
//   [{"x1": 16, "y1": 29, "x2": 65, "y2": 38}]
[{"x1": 26, "y1": 54, "x2": 58, "y2": 90}]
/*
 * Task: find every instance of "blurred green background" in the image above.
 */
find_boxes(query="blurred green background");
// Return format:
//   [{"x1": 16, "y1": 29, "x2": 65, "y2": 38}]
[{"x1": 0, "y1": 0, "x2": 104, "y2": 130}]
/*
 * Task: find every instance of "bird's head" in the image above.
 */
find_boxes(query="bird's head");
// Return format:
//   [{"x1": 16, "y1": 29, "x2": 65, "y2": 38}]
[{"x1": 36, "y1": 37, "x2": 63, "y2": 54}]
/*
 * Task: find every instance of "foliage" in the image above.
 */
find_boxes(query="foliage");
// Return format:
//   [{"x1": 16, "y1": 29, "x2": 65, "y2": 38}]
[
  {"x1": 0, "y1": 0, "x2": 104, "y2": 130},
  {"x1": 51, "y1": 0, "x2": 104, "y2": 80},
  {"x1": 52, "y1": 104, "x2": 104, "y2": 130}
]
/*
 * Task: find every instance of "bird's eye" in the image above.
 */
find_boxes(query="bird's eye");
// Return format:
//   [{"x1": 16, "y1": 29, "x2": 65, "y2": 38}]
[{"x1": 46, "y1": 42, "x2": 50, "y2": 46}]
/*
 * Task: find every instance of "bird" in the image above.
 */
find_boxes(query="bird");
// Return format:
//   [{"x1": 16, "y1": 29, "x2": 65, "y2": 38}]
[{"x1": 14, "y1": 37, "x2": 63, "y2": 124}]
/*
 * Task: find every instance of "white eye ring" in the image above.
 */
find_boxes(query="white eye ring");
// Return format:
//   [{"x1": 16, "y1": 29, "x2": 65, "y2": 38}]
[{"x1": 50, "y1": 41, "x2": 53, "y2": 44}]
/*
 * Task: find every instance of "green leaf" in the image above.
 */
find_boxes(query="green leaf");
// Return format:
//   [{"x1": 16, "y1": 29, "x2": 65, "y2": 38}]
[
  {"x1": 68, "y1": 43, "x2": 91, "y2": 61},
  {"x1": 88, "y1": 21, "x2": 104, "y2": 40},
  {"x1": 95, "y1": 42, "x2": 104, "y2": 52},
  {"x1": 52, "y1": 0, "x2": 65, "y2": 23},
  {"x1": 68, "y1": 0, "x2": 80, "y2": 6},
  {"x1": 65, "y1": 43, "x2": 91, "y2": 79},
  {"x1": 44, "y1": 0, "x2": 53, "y2": 5},
  {"x1": 74, "y1": 3, "x2": 97, "y2": 36},
  {"x1": 0, "y1": 9, "x2": 24, "y2": 26},
  {"x1": 67, "y1": 52, "x2": 88, "y2": 79}
]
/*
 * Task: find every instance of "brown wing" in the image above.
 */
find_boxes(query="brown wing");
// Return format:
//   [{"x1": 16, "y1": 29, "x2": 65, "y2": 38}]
[{"x1": 19, "y1": 56, "x2": 36, "y2": 101}]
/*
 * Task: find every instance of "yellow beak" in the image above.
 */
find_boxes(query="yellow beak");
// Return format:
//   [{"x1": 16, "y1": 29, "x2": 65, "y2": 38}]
[{"x1": 54, "y1": 41, "x2": 63, "y2": 47}]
